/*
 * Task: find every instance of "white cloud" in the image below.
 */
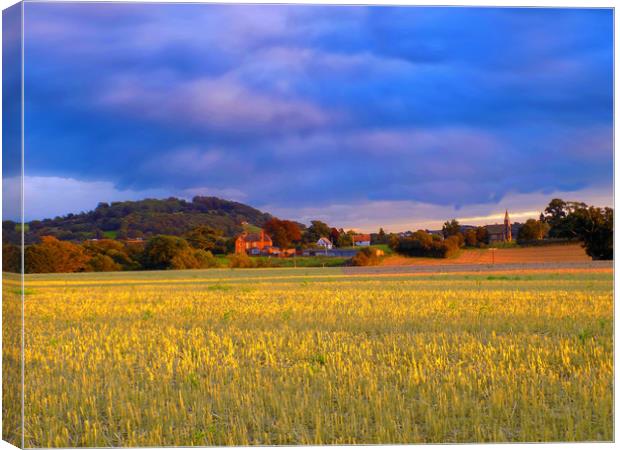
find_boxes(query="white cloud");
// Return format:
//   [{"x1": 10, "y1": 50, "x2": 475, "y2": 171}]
[{"x1": 98, "y1": 75, "x2": 332, "y2": 134}]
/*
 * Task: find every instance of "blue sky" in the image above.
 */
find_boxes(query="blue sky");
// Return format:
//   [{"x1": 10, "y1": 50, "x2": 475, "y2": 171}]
[{"x1": 7, "y1": 4, "x2": 614, "y2": 230}]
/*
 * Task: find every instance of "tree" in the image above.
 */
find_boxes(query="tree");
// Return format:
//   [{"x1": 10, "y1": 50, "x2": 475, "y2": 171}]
[
  {"x1": 82, "y1": 239, "x2": 140, "y2": 270},
  {"x1": 517, "y1": 219, "x2": 549, "y2": 242},
  {"x1": 329, "y1": 228, "x2": 341, "y2": 245},
  {"x1": 463, "y1": 229, "x2": 478, "y2": 247},
  {"x1": 543, "y1": 198, "x2": 588, "y2": 238},
  {"x1": 264, "y1": 218, "x2": 301, "y2": 249},
  {"x1": 543, "y1": 198, "x2": 567, "y2": 228},
  {"x1": 184, "y1": 225, "x2": 226, "y2": 254},
  {"x1": 86, "y1": 254, "x2": 122, "y2": 272},
  {"x1": 25, "y1": 236, "x2": 89, "y2": 273},
  {"x1": 303, "y1": 220, "x2": 332, "y2": 244},
  {"x1": 475, "y1": 226, "x2": 489, "y2": 245},
  {"x1": 543, "y1": 200, "x2": 613, "y2": 259},
  {"x1": 2, "y1": 243, "x2": 21, "y2": 273},
  {"x1": 392, "y1": 230, "x2": 461, "y2": 259},
  {"x1": 337, "y1": 230, "x2": 355, "y2": 247},
  {"x1": 143, "y1": 236, "x2": 191, "y2": 270},
  {"x1": 372, "y1": 227, "x2": 388, "y2": 245},
  {"x1": 569, "y1": 206, "x2": 613, "y2": 260},
  {"x1": 442, "y1": 219, "x2": 461, "y2": 238}
]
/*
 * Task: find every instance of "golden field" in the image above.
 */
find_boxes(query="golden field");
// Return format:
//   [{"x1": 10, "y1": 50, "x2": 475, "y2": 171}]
[{"x1": 3, "y1": 268, "x2": 614, "y2": 446}]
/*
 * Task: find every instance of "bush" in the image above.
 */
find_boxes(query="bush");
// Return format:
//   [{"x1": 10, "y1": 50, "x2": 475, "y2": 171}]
[
  {"x1": 350, "y1": 247, "x2": 382, "y2": 266},
  {"x1": 254, "y1": 257, "x2": 275, "y2": 268},
  {"x1": 228, "y1": 253, "x2": 256, "y2": 268},
  {"x1": 193, "y1": 250, "x2": 220, "y2": 268},
  {"x1": 442, "y1": 235, "x2": 462, "y2": 258},
  {"x1": 86, "y1": 254, "x2": 122, "y2": 272},
  {"x1": 393, "y1": 230, "x2": 462, "y2": 259}
]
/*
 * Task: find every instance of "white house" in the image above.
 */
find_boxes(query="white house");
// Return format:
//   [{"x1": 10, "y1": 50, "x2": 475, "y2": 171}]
[
  {"x1": 316, "y1": 237, "x2": 333, "y2": 249},
  {"x1": 352, "y1": 234, "x2": 371, "y2": 246}
]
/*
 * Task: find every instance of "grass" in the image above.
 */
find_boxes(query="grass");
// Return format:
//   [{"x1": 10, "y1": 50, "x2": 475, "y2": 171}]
[
  {"x1": 242, "y1": 223, "x2": 262, "y2": 233},
  {"x1": 369, "y1": 244, "x2": 394, "y2": 254},
  {"x1": 214, "y1": 254, "x2": 349, "y2": 268},
  {"x1": 3, "y1": 268, "x2": 613, "y2": 446},
  {"x1": 102, "y1": 230, "x2": 118, "y2": 239}
]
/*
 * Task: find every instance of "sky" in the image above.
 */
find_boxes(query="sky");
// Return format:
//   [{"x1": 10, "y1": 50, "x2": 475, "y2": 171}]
[{"x1": 3, "y1": 3, "x2": 614, "y2": 231}]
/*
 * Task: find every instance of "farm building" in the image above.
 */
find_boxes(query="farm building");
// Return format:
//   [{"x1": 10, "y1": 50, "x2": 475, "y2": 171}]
[
  {"x1": 352, "y1": 234, "x2": 371, "y2": 246},
  {"x1": 316, "y1": 237, "x2": 333, "y2": 249},
  {"x1": 235, "y1": 230, "x2": 273, "y2": 254},
  {"x1": 302, "y1": 248, "x2": 359, "y2": 257},
  {"x1": 485, "y1": 210, "x2": 512, "y2": 243}
]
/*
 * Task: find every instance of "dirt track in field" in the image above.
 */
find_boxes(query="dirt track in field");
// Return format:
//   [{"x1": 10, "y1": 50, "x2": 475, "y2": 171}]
[
  {"x1": 381, "y1": 243, "x2": 592, "y2": 266},
  {"x1": 343, "y1": 261, "x2": 612, "y2": 276},
  {"x1": 339, "y1": 244, "x2": 613, "y2": 276}
]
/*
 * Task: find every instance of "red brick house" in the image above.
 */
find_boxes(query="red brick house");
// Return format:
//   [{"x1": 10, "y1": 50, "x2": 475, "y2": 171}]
[{"x1": 235, "y1": 230, "x2": 273, "y2": 255}]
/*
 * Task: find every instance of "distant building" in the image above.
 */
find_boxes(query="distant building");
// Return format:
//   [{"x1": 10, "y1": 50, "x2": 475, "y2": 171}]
[
  {"x1": 261, "y1": 245, "x2": 281, "y2": 256},
  {"x1": 235, "y1": 230, "x2": 273, "y2": 254},
  {"x1": 352, "y1": 234, "x2": 371, "y2": 246},
  {"x1": 316, "y1": 237, "x2": 333, "y2": 249},
  {"x1": 485, "y1": 210, "x2": 512, "y2": 243},
  {"x1": 426, "y1": 230, "x2": 445, "y2": 240},
  {"x1": 303, "y1": 248, "x2": 359, "y2": 257}
]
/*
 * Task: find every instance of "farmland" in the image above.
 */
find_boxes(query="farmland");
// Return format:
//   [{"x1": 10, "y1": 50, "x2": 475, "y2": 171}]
[
  {"x1": 4, "y1": 266, "x2": 613, "y2": 446},
  {"x1": 381, "y1": 243, "x2": 592, "y2": 266}
]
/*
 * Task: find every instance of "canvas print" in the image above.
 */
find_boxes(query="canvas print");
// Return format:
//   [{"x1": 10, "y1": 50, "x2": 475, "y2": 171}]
[{"x1": 2, "y1": 2, "x2": 614, "y2": 447}]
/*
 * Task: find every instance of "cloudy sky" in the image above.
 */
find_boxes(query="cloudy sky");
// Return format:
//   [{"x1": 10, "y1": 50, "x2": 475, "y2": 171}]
[{"x1": 5, "y1": 4, "x2": 613, "y2": 231}]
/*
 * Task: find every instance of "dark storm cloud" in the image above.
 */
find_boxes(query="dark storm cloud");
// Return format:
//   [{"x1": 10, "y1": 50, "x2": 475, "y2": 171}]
[{"x1": 21, "y1": 3, "x2": 613, "y2": 220}]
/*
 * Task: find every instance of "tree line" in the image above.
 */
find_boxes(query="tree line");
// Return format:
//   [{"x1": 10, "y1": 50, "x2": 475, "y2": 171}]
[
  {"x1": 2, "y1": 197, "x2": 612, "y2": 273},
  {"x1": 387, "y1": 198, "x2": 612, "y2": 260}
]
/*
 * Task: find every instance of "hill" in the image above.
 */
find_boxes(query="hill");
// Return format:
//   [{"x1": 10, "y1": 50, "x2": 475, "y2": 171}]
[{"x1": 9, "y1": 196, "x2": 274, "y2": 244}]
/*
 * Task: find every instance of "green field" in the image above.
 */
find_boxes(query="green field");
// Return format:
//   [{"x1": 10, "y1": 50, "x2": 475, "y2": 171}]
[{"x1": 3, "y1": 267, "x2": 613, "y2": 446}]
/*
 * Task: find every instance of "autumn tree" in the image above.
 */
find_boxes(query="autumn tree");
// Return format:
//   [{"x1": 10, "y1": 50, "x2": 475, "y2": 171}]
[
  {"x1": 25, "y1": 236, "x2": 89, "y2": 273},
  {"x1": 329, "y1": 228, "x2": 341, "y2": 245},
  {"x1": 264, "y1": 218, "x2": 302, "y2": 249},
  {"x1": 463, "y1": 229, "x2": 478, "y2": 247},
  {"x1": 86, "y1": 254, "x2": 122, "y2": 272}
]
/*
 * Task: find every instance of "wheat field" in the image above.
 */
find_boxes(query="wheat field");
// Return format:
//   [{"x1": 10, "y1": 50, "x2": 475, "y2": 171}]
[{"x1": 3, "y1": 268, "x2": 613, "y2": 446}]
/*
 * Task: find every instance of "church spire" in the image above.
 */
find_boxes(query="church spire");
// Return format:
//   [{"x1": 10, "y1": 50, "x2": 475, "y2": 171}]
[{"x1": 504, "y1": 209, "x2": 512, "y2": 242}]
